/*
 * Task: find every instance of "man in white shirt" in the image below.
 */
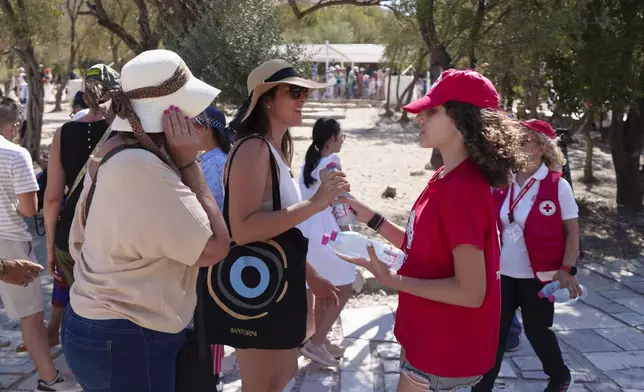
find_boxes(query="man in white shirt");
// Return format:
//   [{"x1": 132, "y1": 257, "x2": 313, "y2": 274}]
[{"x1": 0, "y1": 97, "x2": 81, "y2": 391}]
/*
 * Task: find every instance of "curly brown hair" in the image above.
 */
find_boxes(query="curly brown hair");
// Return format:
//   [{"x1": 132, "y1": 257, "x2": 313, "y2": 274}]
[{"x1": 443, "y1": 101, "x2": 526, "y2": 188}]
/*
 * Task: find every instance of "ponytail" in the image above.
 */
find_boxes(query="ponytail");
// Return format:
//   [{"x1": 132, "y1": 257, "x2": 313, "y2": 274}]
[
  {"x1": 303, "y1": 143, "x2": 322, "y2": 187},
  {"x1": 302, "y1": 118, "x2": 342, "y2": 188},
  {"x1": 212, "y1": 128, "x2": 232, "y2": 154}
]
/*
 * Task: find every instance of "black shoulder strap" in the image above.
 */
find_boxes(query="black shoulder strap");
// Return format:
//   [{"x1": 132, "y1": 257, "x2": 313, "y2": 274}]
[
  {"x1": 195, "y1": 271, "x2": 209, "y2": 359},
  {"x1": 84, "y1": 144, "x2": 142, "y2": 220},
  {"x1": 222, "y1": 135, "x2": 281, "y2": 236}
]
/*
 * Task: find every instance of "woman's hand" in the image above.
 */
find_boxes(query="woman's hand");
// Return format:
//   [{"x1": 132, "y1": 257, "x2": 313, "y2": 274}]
[
  {"x1": 336, "y1": 196, "x2": 375, "y2": 224},
  {"x1": 46, "y1": 251, "x2": 63, "y2": 281},
  {"x1": 336, "y1": 244, "x2": 394, "y2": 286},
  {"x1": 162, "y1": 106, "x2": 199, "y2": 169},
  {"x1": 310, "y1": 171, "x2": 350, "y2": 212},
  {"x1": 308, "y1": 272, "x2": 340, "y2": 312},
  {"x1": 553, "y1": 269, "x2": 582, "y2": 299}
]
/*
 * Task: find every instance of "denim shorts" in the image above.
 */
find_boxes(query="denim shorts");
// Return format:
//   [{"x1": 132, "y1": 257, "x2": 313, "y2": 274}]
[
  {"x1": 400, "y1": 360, "x2": 482, "y2": 392},
  {"x1": 61, "y1": 306, "x2": 186, "y2": 392}
]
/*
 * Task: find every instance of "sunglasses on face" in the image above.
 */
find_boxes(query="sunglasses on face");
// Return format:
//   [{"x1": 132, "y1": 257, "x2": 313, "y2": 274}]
[{"x1": 287, "y1": 85, "x2": 309, "y2": 100}]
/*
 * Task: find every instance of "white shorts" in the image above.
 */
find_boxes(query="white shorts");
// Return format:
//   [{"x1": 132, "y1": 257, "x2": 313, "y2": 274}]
[{"x1": 0, "y1": 238, "x2": 45, "y2": 320}]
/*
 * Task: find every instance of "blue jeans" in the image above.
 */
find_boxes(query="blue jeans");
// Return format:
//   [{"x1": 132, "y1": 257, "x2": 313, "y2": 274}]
[{"x1": 61, "y1": 306, "x2": 186, "y2": 392}]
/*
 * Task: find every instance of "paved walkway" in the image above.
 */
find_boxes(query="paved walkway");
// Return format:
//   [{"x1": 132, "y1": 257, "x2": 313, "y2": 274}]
[{"x1": 1, "y1": 219, "x2": 643, "y2": 391}]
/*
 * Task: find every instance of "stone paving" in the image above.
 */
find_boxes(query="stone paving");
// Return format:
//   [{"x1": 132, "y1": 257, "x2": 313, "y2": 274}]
[{"x1": 2, "y1": 219, "x2": 644, "y2": 391}]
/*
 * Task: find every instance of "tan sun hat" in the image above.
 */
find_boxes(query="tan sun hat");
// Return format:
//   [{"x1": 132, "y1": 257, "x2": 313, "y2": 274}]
[{"x1": 240, "y1": 59, "x2": 328, "y2": 122}]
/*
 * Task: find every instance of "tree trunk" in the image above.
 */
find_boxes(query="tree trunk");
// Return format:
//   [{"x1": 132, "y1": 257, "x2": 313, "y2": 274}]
[
  {"x1": 394, "y1": 70, "x2": 402, "y2": 111},
  {"x1": 400, "y1": 74, "x2": 419, "y2": 123},
  {"x1": 23, "y1": 60, "x2": 45, "y2": 160},
  {"x1": 610, "y1": 101, "x2": 644, "y2": 211},
  {"x1": 467, "y1": 0, "x2": 485, "y2": 69},
  {"x1": 53, "y1": 76, "x2": 69, "y2": 112},
  {"x1": 582, "y1": 112, "x2": 595, "y2": 183},
  {"x1": 524, "y1": 75, "x2": 540, "y2": 119},
  {"x1": 384, "y1": 70, "x2": 393, "y2": 117},
  {"x1": 429, "y1": 44, "x2": 452, "y2": 83}
]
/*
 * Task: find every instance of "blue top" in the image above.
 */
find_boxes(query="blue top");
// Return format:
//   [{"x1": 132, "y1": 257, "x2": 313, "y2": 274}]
[{"x1": 200, "y1": 147, "x2": 227, "y2": 210}]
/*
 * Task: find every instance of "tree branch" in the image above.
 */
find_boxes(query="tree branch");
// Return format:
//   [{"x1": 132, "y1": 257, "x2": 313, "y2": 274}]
[
  {"x1": 287, "y1": 0, "x2": 382, "y2": 19},
  {"x1": 134, "y1": 0, "x2": 157, "y2": 51},
  {"x1": 82, "y1": 0, "x2": 143, "y2": 53},
  {"x1": 481, "y1": 3, "x2": 514, "y2": 37}
]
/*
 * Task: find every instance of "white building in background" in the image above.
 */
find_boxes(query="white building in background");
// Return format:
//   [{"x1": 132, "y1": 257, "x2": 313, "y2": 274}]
[{"x1": 291, "y1": 43, "x2": 386, "y2": 68}]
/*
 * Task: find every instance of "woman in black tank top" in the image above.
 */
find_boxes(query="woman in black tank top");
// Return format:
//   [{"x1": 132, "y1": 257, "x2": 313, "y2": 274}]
[{"x1": 39, "y1": 65, "x2": 119, "y2": 348}]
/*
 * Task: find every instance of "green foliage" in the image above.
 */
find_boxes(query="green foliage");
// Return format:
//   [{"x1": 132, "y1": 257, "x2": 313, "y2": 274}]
[
  {"x1": 1, "y1": 0, "x2": 64, "y2": 47},
  {"x1": 278, "y1": 4, "x2": 391, "y2": 43},
  {"x1": 165, "y1": 0, "x2": 303, "y2": 104},
  {"x1": 546, "y1": 0, "x2": 644, "y2": 114},
  {"x1": 381, "y1": 12, "x2": 425, "y2": 71}
]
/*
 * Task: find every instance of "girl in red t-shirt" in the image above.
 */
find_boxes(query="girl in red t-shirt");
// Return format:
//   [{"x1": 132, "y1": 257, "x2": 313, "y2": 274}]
[{"x1": 338, "y1": 69, "x2": 525, "y2": 392}]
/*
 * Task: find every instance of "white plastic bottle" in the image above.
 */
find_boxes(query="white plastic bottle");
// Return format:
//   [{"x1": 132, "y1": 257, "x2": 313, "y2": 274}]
[
  {"x1": 538, "y1": 281, "x2": 562, "y2": 298},
  {"x1": 548, "y1": 286, "x2": 587, "y2": 304},
  {"x1": 324, "y1": 163, "x2": 356, "y2": 228},
  {"x1": 321, "y1": 230, "x2": 405, "y2": 272},
  {"x1": 538, "y1": 281, "x2": 587, "y2": 304}
]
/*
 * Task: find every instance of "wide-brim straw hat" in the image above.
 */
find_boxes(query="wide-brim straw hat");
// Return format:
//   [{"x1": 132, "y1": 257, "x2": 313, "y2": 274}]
[
  {"x1": 111, "y1": 49, "x2": 220, "y2": 134},
  {"x1": 240, "y1": 59, "x2": 328, "y2": 122}
]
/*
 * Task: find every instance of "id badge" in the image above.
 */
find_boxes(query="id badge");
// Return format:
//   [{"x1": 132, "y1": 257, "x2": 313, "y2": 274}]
[{"x1": 505, "y1": 223, "x2": 523, "y2": 243}]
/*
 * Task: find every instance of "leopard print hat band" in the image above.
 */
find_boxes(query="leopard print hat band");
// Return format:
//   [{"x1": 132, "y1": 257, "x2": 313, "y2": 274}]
[{"x1": 107, "y1": 61, "x2": 191, "y2": 165}]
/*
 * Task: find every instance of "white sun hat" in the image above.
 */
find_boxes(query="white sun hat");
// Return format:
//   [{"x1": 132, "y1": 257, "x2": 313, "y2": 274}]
[{"x1": 110, "y1": 49, "x2": 220, "y2": 134}]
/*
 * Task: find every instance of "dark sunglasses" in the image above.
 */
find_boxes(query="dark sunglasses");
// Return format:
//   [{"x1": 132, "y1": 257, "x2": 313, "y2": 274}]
[{"x1": 288, "y1": 86, "x2": 309, "y2": 100}]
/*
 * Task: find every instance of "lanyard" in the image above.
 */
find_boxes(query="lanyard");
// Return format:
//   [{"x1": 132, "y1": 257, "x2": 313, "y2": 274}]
[{"x1": 508, "y1": 178, "x2": 536, "y2": 223}]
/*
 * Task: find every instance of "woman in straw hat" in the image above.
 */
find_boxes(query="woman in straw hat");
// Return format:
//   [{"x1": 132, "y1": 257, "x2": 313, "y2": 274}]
[
  {"x1": 61, "y1": 49, "x2": 231, "y2": 392},
  {"x1": 225, "y1": 59, "x2": 350, "y2": 391}
]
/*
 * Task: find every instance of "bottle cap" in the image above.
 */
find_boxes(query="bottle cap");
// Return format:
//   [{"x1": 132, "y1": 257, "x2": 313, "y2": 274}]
[
  {"x1": 330, "y1": 230, "x2": 338, "y2": 241},
  {"x1": 321, "y1": 234, "x2": 330, "y2": 245},
  {"x1": 326, "y1": 163, "x2": 337, "y2": 170}
]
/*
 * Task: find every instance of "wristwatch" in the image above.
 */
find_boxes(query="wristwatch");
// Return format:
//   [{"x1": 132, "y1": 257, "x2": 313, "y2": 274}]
[{"x1": 560, "y1": 265, "x2": 577, "y2": 276}]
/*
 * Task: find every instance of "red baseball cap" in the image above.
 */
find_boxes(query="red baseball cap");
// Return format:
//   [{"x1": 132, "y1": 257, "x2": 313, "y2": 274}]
[
  {"x1": 521, "y1": 119, "x2": 556, "y2": 139},
  {"x1": 403, "y1": 69, "x2": 500, "y2": 114}
]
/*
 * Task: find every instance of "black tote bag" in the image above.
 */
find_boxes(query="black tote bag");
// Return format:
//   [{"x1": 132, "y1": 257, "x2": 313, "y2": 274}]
[
  {"x1": 200, "y1": 135, "x2": 308, "y2": 349},
  {"x1": 175, "y1": 273, "x2": 221, "y2": 392}
]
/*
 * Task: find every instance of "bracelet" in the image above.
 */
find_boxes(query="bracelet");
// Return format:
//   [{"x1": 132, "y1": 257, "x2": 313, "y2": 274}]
[
  {"x1": 178, "y1": 159, "x2": 200, "y2": 171},
  {"x1": 367, "y1": 212, "x2": 384, "y2": 231},
  {"x1": 0, "y1": 258, "x2": 5, "y2": 280}
]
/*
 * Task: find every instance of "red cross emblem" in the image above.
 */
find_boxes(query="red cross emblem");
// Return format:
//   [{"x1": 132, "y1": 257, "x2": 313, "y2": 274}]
[{"x1": 539, "y1": 200, "x2": 556, "y2": 216}]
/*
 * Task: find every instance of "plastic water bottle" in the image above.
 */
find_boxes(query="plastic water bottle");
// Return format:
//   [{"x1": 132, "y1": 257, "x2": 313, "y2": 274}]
[
  {"x1": 321, "y1": 230, "x2": 405, "y2": 272},
  {"x1": 538, "y1": 281, "x2": 562, "y2": 298},
  {"x1": 324, "y1": 163, "x2": 356, "y2": 228},
  {"x1": 538, "y1": 281, "x2": 587, "y2": 304}
]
